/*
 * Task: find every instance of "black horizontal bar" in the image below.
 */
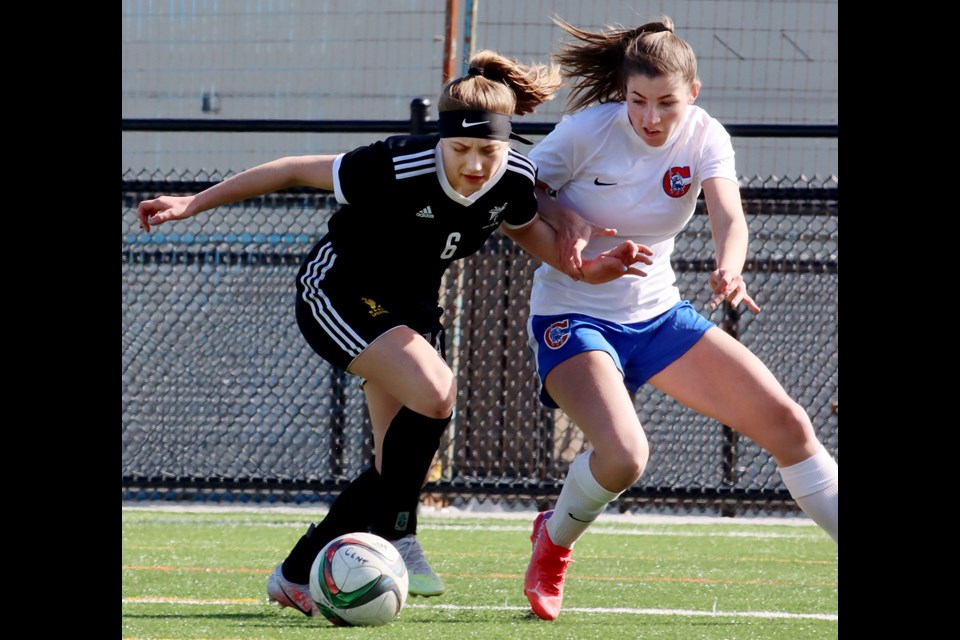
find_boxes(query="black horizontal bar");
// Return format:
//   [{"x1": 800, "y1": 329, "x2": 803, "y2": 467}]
[
  {"x1": 122, "y1": 118, "x2": 837, "y2": 139},
  {"x1": 122, "y1": 249, "x2": 305, "y2": 267},
  {"x1": 122, "y1": 181, "x2": 330, "y2": 196},
  {"x1": 515, "y1": 122, "x2": 838, "y2": 138},
  {"x1": 121, "y1": 249, "x2": 836, "y2": 274},
  {"x1": 122, "y1": 181, "x2": 837, "y2": 204},
  {"x1": 122, "y1": 118, "x2": 417, "y2": 134},
  {"x1": 121, "y1": 474, "x2": 794, "y2": 503}
]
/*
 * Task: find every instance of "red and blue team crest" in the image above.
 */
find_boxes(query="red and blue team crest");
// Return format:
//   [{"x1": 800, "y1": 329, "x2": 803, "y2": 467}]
[
  {"x1": 662, "y1": 166, "x2": 692, "y2": 197},
  {"x1": 544, "y1": 319, "x2": 570, "y2": 349}
]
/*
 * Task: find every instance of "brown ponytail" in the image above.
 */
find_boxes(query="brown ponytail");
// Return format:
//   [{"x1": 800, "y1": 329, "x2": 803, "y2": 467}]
[
  {"x1": 438, "y1": 49, "x2": 562, "y2": 116},
  {"x1": 550, "y1": 15, "x2": 698, "y2": 113}
]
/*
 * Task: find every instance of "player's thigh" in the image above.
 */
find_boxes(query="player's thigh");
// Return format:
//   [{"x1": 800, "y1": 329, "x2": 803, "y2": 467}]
[
  {"x1": 650, "y1": 327, "x2": 813, "y2": 453},
  {"x1": 546, "y1": 350, "x2": 647, "y2": 459},
  {"x1": 350, "y1": 327, "x2": 455, "y2": 418}
]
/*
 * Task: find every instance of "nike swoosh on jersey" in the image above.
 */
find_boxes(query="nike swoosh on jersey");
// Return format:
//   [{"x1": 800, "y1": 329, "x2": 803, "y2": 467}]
[
  {"x1": 594, "y1": 178, "x2": 617, "y2": 186},
  {"x1": 462, "y1": 119, "x2": 491, "y2": 128}
]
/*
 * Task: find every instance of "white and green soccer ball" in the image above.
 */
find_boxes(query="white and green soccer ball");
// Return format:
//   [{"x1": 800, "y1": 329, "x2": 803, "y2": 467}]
[{"x1": 310, "y1": 532, "x2": 409, "y2": 627}]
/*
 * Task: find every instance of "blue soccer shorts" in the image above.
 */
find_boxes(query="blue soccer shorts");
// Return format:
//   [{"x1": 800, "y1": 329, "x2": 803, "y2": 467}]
[{"x1": 527, "y1": 300, "x2": 714, "y2": 408}]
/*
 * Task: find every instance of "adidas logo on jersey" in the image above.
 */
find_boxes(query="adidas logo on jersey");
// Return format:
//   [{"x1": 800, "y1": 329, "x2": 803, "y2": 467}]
[{"x1": 416, "y1": 206, "x2": 434, "y2": 218}]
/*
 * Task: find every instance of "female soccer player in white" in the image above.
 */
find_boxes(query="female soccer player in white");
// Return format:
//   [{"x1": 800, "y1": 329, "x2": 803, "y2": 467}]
[
  {"x1": 520, "y1": 17, "x2": 839, "y2": 621},
  {"x1": 136, "y1": 50, "x2": 649, "y2": 618}
]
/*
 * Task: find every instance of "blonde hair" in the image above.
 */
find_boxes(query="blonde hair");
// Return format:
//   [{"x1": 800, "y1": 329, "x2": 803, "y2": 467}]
[
  {"x1": 438, "y1": 49, "x2": 562, "y2": 116},
  {"x1": 550, "y1": 15, "x2": 698, "y2": 112}
]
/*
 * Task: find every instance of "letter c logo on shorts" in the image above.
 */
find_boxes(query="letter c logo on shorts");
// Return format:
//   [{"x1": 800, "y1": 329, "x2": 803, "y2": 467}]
[
  {"x1": 544, "y1": 319, "x2": 570, "y2": 349},
  {"x1": 662, "y1": 166, "x2": 692, "y2": 197}
]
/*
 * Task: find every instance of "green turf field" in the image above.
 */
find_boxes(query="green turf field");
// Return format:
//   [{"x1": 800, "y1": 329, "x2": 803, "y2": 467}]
[{"x1": 122, "y1": 506, "x2": 837, "y2": 639}]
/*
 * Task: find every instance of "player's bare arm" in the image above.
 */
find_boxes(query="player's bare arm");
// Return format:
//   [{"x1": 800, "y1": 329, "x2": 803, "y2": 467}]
[
  {"x1": 703, "y1": 177, "x2": 761, "y2": 312},
  {"x1": 502, "y1": 218, "x2": 651, "y2": 284},
  {"x1": 137, "y1": 155, "x2": 337, "y2": 232},
  {"x1": 533, "y1": 183, "x2": 617, "y2": 271}
]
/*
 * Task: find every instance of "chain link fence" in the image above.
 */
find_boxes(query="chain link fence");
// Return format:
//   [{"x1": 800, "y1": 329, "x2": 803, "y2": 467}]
[{"x1": 122, "y1": 171, "x2": 837, "y2": 516}]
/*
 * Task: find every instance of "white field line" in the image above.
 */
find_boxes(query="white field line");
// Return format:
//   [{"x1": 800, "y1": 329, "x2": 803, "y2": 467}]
[
  {"x1": 123, "y1": 503, "x2": 823, "y2": 533},
  {"x1": 426, "y1": 523, "x2": 823, "y2": 539},
  {"x1": 127, "y1": 519, "x2": 824, "y2": 540},
  {"x1": 123, "y1": 513, "x2": 825, "y2": 540},
  {"x1": 121, "y1": 598, "x2": 837, "y2": 622}
]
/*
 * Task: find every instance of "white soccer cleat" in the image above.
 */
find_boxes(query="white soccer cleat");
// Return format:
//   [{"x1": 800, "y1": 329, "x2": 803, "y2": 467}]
[
  {"x1": 392, "y1": 534, "x2": 446, "y2": 596},
  {"x1": 266, "y1": 564, "x2": 318, "y2": 617}
]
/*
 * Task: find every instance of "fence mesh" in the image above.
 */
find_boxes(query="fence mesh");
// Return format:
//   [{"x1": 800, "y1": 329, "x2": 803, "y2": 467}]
[
  {"x1": 122, "y1": 173, "x2": 837, "y2": 516},
  {"x1": 122, "y1": 0, "x2": 837, "y2": 516}
]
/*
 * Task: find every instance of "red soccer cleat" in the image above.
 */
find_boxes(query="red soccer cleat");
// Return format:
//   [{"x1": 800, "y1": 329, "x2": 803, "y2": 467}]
[{"x1": 523, "y1": 510, "x2": 573, "y2": 620}]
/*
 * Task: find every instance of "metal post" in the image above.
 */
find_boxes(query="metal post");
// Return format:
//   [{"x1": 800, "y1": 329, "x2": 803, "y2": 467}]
[
  {"x1": 720, "y1": 302, "x2": 742, "y2": 517},
  {"x1": 410, "y1": 98, "x2": 431, "y2": 135},
  {"x1": 443, "y1": 0, "x2": 460, "y2": 85},
  {"x1": 463, "y1": 0, "x2": 479, "y2": 75},
  {"x1": 329, "y1": 370, "x2": 347, "y2": 478}
]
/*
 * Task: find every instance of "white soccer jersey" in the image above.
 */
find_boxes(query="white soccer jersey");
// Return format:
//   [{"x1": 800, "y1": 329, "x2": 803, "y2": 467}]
[{"x1": 528, "y1": 102, "x2": 737, "y2": 324}]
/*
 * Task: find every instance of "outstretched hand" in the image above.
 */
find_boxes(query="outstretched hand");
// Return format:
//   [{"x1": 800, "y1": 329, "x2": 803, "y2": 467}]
[
  {"x1": 137, "y1": 195, "x2": 196, "y2": 232},
  {"x1": 550, "y1": 210, "x2": 618, "y2": 279},
  {"x1": 558, "y1": 224, "x2": 618, "y2": 278},
  {"x1": 708, "y1": 269, "x2": 761, "y2": 313},
  {"x1": 579, "y1": 242, "x2": 653, "y2": 284}
]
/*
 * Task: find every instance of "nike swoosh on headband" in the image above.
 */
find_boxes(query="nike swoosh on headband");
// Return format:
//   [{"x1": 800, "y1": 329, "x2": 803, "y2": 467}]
[{"x1": 462, "y1": 119, "x2": 491, "y2": 128}]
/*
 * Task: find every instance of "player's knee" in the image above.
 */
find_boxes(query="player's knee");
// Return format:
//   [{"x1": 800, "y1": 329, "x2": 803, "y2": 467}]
[
  {"x1": 765, "y1": 400, "x2": 817, "y2": 457},
  {"x1": 598, "y1": 446, "x2": 647, "y2": 492},
  {"x1": 781, "y1": 400, "x2": 814, "y2": 439},
  {"x1": 418, "y1": 374, "x2": 457, "y2": 419}
]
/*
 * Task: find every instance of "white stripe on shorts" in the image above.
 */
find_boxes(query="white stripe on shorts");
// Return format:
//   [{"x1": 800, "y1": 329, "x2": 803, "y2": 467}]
[{"x1": 298, "y1": 241, "x2": 367, "y2": 358}]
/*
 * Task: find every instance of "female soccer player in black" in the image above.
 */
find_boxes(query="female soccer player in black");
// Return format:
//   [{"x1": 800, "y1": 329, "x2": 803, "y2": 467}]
[{"x1": 136, "y1": 50, "x2": 651, "y2": 615}]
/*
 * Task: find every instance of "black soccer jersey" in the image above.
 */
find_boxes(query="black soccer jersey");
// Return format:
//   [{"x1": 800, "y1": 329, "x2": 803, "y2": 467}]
[{"x1": 315, "y1": 134, "x2": 538, "y2": 319}]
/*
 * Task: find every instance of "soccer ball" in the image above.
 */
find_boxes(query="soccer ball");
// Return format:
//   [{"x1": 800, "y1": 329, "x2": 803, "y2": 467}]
[{"x1": 309, "y1": 532, "x2": 409, "y2": 626}]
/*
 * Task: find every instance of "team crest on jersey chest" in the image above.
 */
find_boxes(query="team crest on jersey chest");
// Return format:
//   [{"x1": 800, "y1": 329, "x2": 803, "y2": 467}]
[{"x1": 662, "y1": 166, "x2": 693, "y2": 197}]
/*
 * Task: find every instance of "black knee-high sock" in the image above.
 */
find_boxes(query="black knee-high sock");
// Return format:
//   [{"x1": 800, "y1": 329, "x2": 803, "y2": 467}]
[
  {"x1": 282, "y1": 466, "x2": 380, "y2": 584},
  {"x1": 370, "y1": 406, "x2": 451, "y2": 540}
]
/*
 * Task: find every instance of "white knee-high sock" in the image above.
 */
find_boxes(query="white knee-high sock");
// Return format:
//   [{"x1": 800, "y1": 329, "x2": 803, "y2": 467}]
[
  {"x1": 546, "y1": 451, "x2": 622, "y2": 549},
  {"x1": 778, "y1": 448, "x2": 838, "y2": 543}
]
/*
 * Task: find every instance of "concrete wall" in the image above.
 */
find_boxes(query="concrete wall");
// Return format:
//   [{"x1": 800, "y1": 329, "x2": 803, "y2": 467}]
[{"x1": 122, "y1": 0, "x2": 838, "y2": 178}]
